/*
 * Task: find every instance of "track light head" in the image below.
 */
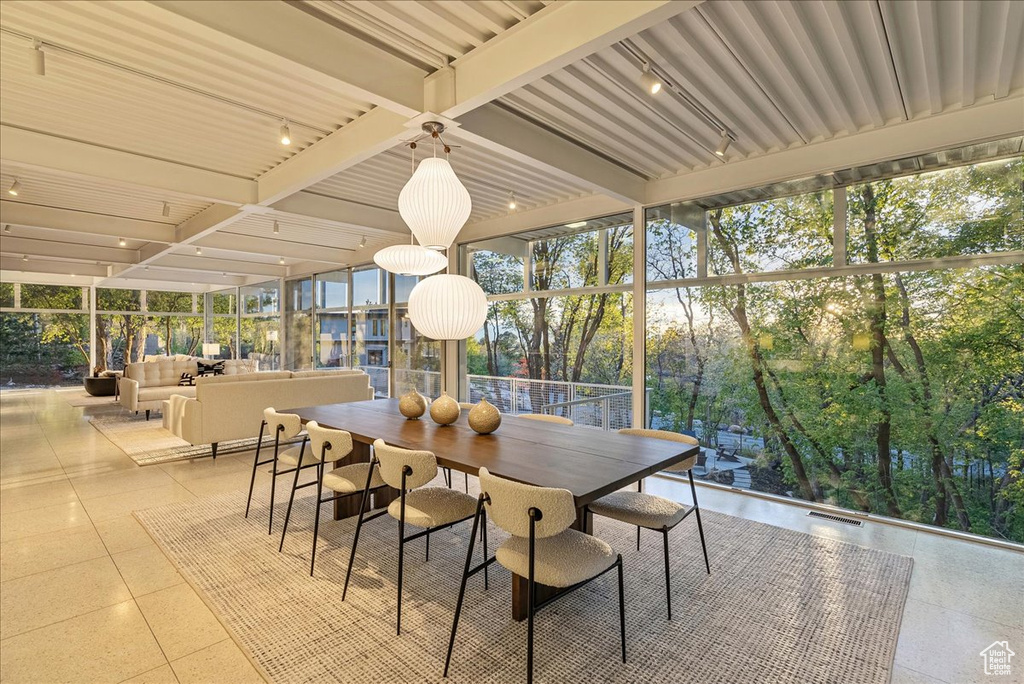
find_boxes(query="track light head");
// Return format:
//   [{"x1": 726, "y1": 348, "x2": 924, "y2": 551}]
[
  {"x1": 118, "y1": 237, "x2": 127, "y2": 247},
  {"x1": 508, "y1": 192, "x2": 517, "y2": 211},
  {"x1": 195, "y1": 246, "x2": 202, "y2": 256},
  {"x1": 8, "y1": 179, "x2": 21, "y2": 196},
  {"x1": 359, "y1": 236, "x2": 367, "y2": 248},
  {"x1": 279, "y1": 120, "x2": 291, "y2": 146},
  {"x1": 31, "y1": 41, "x2": 44, "y2": 76},
  {"x1": 162, "y1": 202, "x2": 170, "y2": 217},
  {"x1": 22, "y1": 254, "x2": 28, "y2": 262},
  {"x1": 278, "y1": 256, "x2": 285, "y2": 265},
  {"x1": 639, "y1": 64, "x2": 662, "y2": 95},
  {"x1": 3, "y1": 224, "x2": 10, "y2": 233},
  {"x1": 273, "y1": 220, "x2": 280, "y2": 234},
  {"x1": 715, "y1": 131, "x2": 731, "y2": 157}
]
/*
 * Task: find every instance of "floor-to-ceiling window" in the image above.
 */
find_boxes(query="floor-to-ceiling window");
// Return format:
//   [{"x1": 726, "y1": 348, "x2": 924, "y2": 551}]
[
  {"x1": 460, "y1": 213, "x2": 636, "y2": 427},
  {"x1": 314, "y1": 270, "x2": 350, "y2": 369},
  {"x1": 0, "y1": 283, "x2": 90, "y2": 386},
  {"x1": 240, "y1": 281, "x2": 280, "y2": 370},
  {"x1": 393, "y1": 274, "x2": 441, "y2": 398},
  {"x1": 284, "y1": 278, "x2": 312, "y2": 370},
  {"x1": 351, "y1": 266, "x2": 389, "y2": 397},
  {"x1": 644, "y1": 145, "x2": 1023, "y2": 542},
  {"x1": 206, "y1": 288, "x2": 237, "y2": 360}
]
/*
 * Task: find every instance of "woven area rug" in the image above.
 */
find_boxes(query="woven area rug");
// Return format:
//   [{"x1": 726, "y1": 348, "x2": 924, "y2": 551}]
[
  {"x1": 136, "y1": 480, "x2": 913, "y2": 684},
  {"x1": 89, "y1": 415, "x2": 265, "y2": 466}
]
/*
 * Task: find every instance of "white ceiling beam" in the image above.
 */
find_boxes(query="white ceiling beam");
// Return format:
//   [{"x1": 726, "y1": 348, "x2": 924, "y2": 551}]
[
  {"x1": 0, "y1": 126, "x2": 256, "y2": 206},
  {"x1": 0, "y1": 257, "x2": 107, "y2": 279},
  {"x1": 256, "y1": 108, "x2": 413, "y2": 206},
  {"x1": 645, "y1": 96, "x2": 1024, "y2": 205},
  {"x1": 0, "y1": 237, "x2": 137, "y2": 264},
  {"x1": 106, "y1": 266, "x2": 246, "y2": 287},
  {"x1": 196, "y1": 232, "x2": 352, "y2": 265},
  {"x1": 455, "y1": 104, "x2": 645, "y2": 204},
  {"x1": 458, "y1": 194, "x2": 630, "y2": 243},
  {"x1": 437, "y1": 0, "x2": 700, "y2": 118},
  {"x1": 145, "y1": 0, "x2": 426, "y2": 116},
  {"x1": 270, "y1": 192, "x2": 407, "y2": 235},
  {"x1": 150, "y1": 254, "x2": 286, "y2": 278},
  {"x1": 0, "y1": 201, "x2": 175, "y2": 242}
]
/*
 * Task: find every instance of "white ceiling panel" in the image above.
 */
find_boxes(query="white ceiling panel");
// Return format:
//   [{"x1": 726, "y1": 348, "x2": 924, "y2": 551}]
[
  {"x1": 309, "y1": 133, "x2": 594, "y2": 222},
  {"x1": 498, "y1": 0, "x2": 1024, "y2": 179},
  {"x1": 0, "y1": 1, "x2": 372, "y2": 178},
  {"x1": 299, "y1": 0, "x2": 550, "y2": 69},
  {"x1": 0, "y1": 164, "x2": 210, "y2": 225}
]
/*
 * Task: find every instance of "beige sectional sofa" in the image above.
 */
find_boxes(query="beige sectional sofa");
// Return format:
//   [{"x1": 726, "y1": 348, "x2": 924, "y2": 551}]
[
  {"x1": 119, "y1": 357, "x2": 253, "y2": 419},
  {"x1": 163, "y1": 369, "x2": 373, "y2": 458}
]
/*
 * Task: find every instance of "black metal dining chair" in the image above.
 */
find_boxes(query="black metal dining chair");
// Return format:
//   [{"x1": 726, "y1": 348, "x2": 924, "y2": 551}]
[{"x1": 244, "y1": 407, "x2": 308, "y2": 536}]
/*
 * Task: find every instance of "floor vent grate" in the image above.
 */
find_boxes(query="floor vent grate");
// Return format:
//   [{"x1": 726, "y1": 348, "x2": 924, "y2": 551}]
[{"x1": 807, "y1": 511, "x2": 863, "y2": 526}]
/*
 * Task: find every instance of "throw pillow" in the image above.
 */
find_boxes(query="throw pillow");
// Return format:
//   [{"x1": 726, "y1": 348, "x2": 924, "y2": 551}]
[
  {"x1": 178, "y1": 373, "x2": 195, "y2": 386},
  {"x1": 197, "y1": 361, "x2": 225, "y2": 377}
]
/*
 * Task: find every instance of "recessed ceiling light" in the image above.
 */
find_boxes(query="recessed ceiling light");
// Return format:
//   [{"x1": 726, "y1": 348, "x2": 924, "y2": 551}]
[
  {"x1": 279, "y1": 120, "x2": 291, "y2": 146},
  {"x1": 118, "y1": 237, "x2": 127, "y2": 247},
  {"x1": 508, "y1": 192, "x2": 517, "y2": 210},
  {"x1": 8, "y1": 179, "x2": 21, "y2": 196}
]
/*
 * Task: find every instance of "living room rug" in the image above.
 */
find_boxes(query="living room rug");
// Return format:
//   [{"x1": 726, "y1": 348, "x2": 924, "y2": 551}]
[
  {"x1": 89, "y1": 415, "x2": 267, "y2": 466},
  {"x1": 136, "y1": 482, "x2": 914, "y2": 684}
]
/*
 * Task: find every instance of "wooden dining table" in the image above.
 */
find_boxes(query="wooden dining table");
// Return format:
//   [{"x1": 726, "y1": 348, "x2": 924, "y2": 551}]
[{"x1": 291, "y1": 398, "x2": 699, "y2": 620}]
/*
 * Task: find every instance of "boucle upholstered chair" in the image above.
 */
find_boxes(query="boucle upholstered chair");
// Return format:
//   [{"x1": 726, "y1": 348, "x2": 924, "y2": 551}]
[
  {"x1": 244, "y1": 408, "x2": 310, "y2": 536},
  {"x1": 276, "y1": 421, "x2": 388, "y2": 576},
  {"x1": 587, "y1": 428, "x2": 710, "y2": 620},
  {"x1": 444, "y1": 468, "x2": 626, "y2": 684},
  {"x1": 517, "y1": 413, "x2": 574, "y2": 425},
  {"x1": 342, "y1": 439, "x2": 482, "y2": 635}
]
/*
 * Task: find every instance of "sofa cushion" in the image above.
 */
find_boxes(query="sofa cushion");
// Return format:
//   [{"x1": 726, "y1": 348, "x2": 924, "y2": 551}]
[{"x1": 138, "y1": 385, "x2": 197, "y2": 402}]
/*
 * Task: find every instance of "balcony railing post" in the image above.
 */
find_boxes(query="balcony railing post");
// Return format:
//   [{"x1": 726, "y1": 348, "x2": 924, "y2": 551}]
[{"x1": 602, "y1": 397, "x2": 610, "y2": 431}]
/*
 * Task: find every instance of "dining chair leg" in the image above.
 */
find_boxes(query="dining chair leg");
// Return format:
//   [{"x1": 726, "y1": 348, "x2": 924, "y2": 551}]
[
  {"x1": 278, "y1": 462, "x2": 304, "y2": 552},
  {"x1": 244, "y1": 421, "x2": 266, "y2": 518},
  {"x1": 464, "y1": 472, "x2": 469, "y2": 493},
  {"x1": 268, "y1": 431, "x2": 282, "y2": 535},
  {"x1": 527, "y1": 515, "x2": 537, "y2": 684},
  {"x1": 396, "y1": 487, "x2": 407, "y2": 636},
  {"x1": 617, "y1": 555, "x2": 626, "y2": 663},
  {"x1": 342, "y1": 462, "x2": 377, "y2": 601},
  {"x1": 688, "y1": 471, "x2": 711, "y2": 574},
  {"x1": 309, "y1": 464, "x2": 325, "y2": 576},
  {"x1": 662, "y1": 528, "x2": 672, "y2": 620},
  {"x1": 443, "y1": 497, "x2": 485, "y2": 678},
  {"x1": 636, "y1": 525, "x2": 641, "y2": 551},
  {"x1": 481, "y1": 508, "x2": 489, "y2": 590}
]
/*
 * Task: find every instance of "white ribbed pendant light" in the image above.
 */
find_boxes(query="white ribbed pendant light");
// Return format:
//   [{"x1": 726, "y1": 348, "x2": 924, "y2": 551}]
[
  {"x1": 407, "y1": 275, "x2": 487, "y2": 340},
  {"x1": 373, "y1": 243, "x2": 447, "y2": 276},
  {"x1": 398, "y1": 157, "x2": 472, "y2": 250}
]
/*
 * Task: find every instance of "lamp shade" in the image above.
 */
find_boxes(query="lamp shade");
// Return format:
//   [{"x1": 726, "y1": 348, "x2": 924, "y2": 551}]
[
  {"x1": 373, "y1": 244, "x2": 448, "y2": 276},
  {"x1": 407, "y1": 274, "x2": 487, "y2": 340},
  {"x1": 398, "y1": 157, "x2": 472, "y2": 250},
  {"x1": 201, "y1": 343, "x2": 220, "y2": 357}
]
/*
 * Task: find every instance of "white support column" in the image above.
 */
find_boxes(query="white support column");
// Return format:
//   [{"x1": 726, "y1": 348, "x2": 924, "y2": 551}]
[
  {"x1": 88, "y1": 285, "x2": 97, "y2": 372},
  {"x1": 833, "y1": 187, "x2": 848, "y2": 267},
  {"x1": 631, "y1": 205, "x2": 647, "y2": 428}
]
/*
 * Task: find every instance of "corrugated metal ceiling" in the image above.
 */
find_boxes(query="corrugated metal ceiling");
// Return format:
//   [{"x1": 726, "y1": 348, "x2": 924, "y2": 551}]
[
  {"x1": 499, "y1": 0, "x2": 1024, "y2": 180},
  {"x1": 0, "y1": 164, "x2": 210, "y2": 225},
  {"x1": 308, "y1": 132, "x2": 595, "y2": 221},
  {"x1": 0, "y1": 1, "x2": 371, "y2": 179},
  {"x1": 219, "y1": 213, "x2": 394, "y2": 253},
  {"x1": 299, "y1": 0, "x2": 551, "y2": 70}
]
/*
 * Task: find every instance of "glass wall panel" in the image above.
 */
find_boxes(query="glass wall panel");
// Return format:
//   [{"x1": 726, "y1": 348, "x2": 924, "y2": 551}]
[
  {"x1": 315, "y1": 271, "x2": 349, "y2": 369},
  {"x1": 466, "y1": 293, "x2": 634, "y2": 428},
  {"x1": 350, "y1": 267, "x2": 388, "y2": 395},
  {"x1": 393, "y1": 275, "x2": 440, "y2": 398},
  {"x1": 646, "y1": 202, "x2": 701, "y2": 281},
  {"x1": 0, "y1": 282, "x2": 14, "y2": 308},
  {"x1": 207, "y1": 288, "x2": 237, "y2": 359},
  {"x1": 530, "y1": 214, "x2": 634, "y2": 289},
  {"x1": 241, "y1": 281, "x2": 280, "y2": 370},
  {"x1": 21, "y1": 284, "x2": 84, "y2": 310},
  {"x1": 97, "y1": 288, "x2": 140, "y2": 312},
  {"x1": 0, "y1": 312, "x2": 89, "y2": 386},
  {"x1": 464, "y1": 237, "x2": 526, "y2": 295},
  {"x1": 284, "y1": 278, "x2": 312, "y2": 370},
  {"x1": 847, "y1": 157, "x2": 1023, "y2": 262},
  {"x1": 352, "y1": 266, "x2": 386, "y2": 306}
]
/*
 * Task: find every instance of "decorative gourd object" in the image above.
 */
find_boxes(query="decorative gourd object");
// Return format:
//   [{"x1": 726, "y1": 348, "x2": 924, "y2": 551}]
[
  {"x1": 468, "y1": 398, "x2": 501, "y2": 435},
  {"x1": 429, "y1": 391, "x2": 460, "y2": 426},
  {"x1": 399, "y1": 390, "x2": 427, "y2": 420}
]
